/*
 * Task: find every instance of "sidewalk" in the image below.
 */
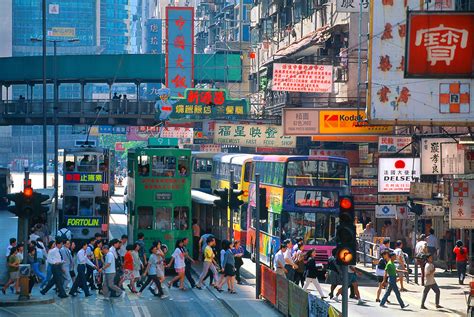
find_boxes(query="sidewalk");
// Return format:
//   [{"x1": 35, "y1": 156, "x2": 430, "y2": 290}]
[
  {"x1": 0, "y1": 287, "x2": 55, "y2": 307},
  {"x1": 190, "y1": 260, "x2": 282, "y2": 317}
]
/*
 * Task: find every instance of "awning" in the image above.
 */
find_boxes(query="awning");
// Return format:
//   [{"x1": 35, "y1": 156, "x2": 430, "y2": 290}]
[{"x1": 191, "y1": 189, "x2": 218, "y2": 205}]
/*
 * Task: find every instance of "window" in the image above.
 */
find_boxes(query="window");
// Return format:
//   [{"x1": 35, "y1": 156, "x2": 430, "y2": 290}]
[
  {"x1": 286, "y1": 160, "x2": 317, "y2": 186},
  {"x1": 155, "y1": 207, "x2": 172, "y2": 230},
  {"x1": 194, "y1": 158, "x2": 213, "y2": 173},
  {"x1": 178, "y1": 156, "x2": 189, "y2": 176},
  {"x1": 294, "y1": 190, "x2": 338, "y2": 208},
  {"x1": 137, "y1": 206, "x2": 153, "y2": 230},
  {"x1": 174, "y1": 207, "x2": 189, "y2": 230},
  {"x1": 77, "y1": 154, "x2": 98, "y2": 172},
  {"x1": 152, "y1": 156, "x2": 176, "y2": 177},
  {"x1": 99, "y1": 155, "x2": 107, "y2": 172},
  {"x1": 244, "y1": 162, "x2": 252, "y2": 182},
  {"x1": 269, "y1": 212, "x2": 280, "y2": 236},
  {"x1": 78, "y1": 197, "x2": 94, "y2": 216},
  {"x1": 281, "y1": 212, "x2": 334, "y2": 245},
  {"x1": 138, "y1": 155, "x2": 150, "y2": 176},
  {"x1": 240, "y1": 203, "x2": 248, "y2": 230},
  {"x1": 318, "y1": 161, "x2": 349, "y2": 187},
  {"x1": 65, "y1": 154, "x2": 75, "y2": 172},
  {"x1": 233, "y1": 164, "x2": 242, "y2": 183},
  {"x1": 64, "y1": 196, "x2": 78, "y2": 216}
]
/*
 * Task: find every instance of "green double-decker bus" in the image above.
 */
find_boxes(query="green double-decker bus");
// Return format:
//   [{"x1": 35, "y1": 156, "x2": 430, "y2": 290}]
[{"x1": 126, "y1": 138, "x2": 192, "y2": 257}]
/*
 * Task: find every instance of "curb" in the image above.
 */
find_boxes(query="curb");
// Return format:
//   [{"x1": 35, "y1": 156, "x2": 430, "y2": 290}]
[
  {"x1": 355, "y1": 265, "x2": 379, "y2": 282},
  {"x1": 0, "y1": 295, "x2": 55, "y2": 307}
]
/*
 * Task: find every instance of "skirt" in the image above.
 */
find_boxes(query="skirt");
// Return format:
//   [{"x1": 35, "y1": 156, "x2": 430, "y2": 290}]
[
  {"x1": 123, "y1": 269, "x2": 135, "y2": 281},
  {"x1": 175, "y1": 267, "x2": 185, "y2": 274},
  {"x1": 224, "y1": 264, "x2": 235, "y2": 277}
]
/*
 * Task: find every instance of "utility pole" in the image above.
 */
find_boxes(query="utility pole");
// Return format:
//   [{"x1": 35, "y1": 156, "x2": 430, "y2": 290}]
[
  {"x1": 342, "y1": 266, "x2": 348, "y2": 317},
  {"x1": 53, "y1": 41, "x2": 59, "y2": 219},
  {"x1": 42, "y1": 0, "x2": 47, "y2": 188},
  {"x1": 414, "y1": 212, "x2": 419, "y2": 285},
  {"x1": 229, "y1": 169, "x2": 234, "y2": 241},
  {"x1": 255, "y1": 173, "x2": 261, "y2": 299}
]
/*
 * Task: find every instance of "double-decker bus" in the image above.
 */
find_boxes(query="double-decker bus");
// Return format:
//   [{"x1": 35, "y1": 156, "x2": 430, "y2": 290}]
[
  {"x1": 0, "y1": 168, "x2": 13, "y2": 208},
  {"x1": 127, "y1": 138, "x2": 192, "y2": 257},
  {"x1": 246, "y1": 155, "x2": 350, "y2": 266},
  {"x1": 61, "y1": 147, "x2": 111, "y2": 241},
  {"x1": 191, "y1": 152, "x2": 214, "y2": 193}
]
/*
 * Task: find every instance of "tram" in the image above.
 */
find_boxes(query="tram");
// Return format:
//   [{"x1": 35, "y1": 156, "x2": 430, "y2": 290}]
[
  {"x1": 191, "y1": 152, "x2": 214, "y2": 193},
  {"x1": 0, "y1": 168, "x2": 13, "y2": 208},
  {"x1": 61, "y1": 147, "x2": 111, "y2": 241},
  {"x1": 127, "y1": 138, "x2": 192, "y2": 257}
]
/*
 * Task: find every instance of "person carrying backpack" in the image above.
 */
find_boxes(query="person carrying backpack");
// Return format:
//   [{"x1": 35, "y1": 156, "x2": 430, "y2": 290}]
[{"x1": 57, "y1": 225, "x2": 72, "y2": 241}]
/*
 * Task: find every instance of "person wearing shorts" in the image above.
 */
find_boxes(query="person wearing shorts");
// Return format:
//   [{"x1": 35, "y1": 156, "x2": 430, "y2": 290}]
[{"x1": 376, "y1": 250, "x2": 389, "y2": 302}]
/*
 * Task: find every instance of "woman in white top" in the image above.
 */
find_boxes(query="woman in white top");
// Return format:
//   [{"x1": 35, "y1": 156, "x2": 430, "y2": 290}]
[{"x1": 166, "y1": 239, "x2": 186, "y2": 290}]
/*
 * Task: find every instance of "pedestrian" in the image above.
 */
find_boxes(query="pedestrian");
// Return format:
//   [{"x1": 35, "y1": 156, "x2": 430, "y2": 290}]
[
  {"x1": 394, "y1": 240, "x2": 408, "y2": 292},
  {"x1": 69, "y1": 241, "x2": 76, "y2": 284},
  {"x1": 217, "y1": 240, "x2": 236, "y2": 294},
  {"x1": 26, "y1": 246, "x2": 38, "y2": 294},
  {"x1": 2, "y1": 247, "x2": 19, "y2": 294},
  {"x1": 44, "y1": 241, "x2": 55, "y2": 287},
  {"x1": 196, "y1": 236, "x2": 219, "y2": 290},
  {"x1": 380, "y1": 252, "x2": 409, "y2": 309},
  {"x1": 232, "y1": 240, "x2": 244, "y2": 284},
  {"x1": 123, "y1": 245, "x2": 137, "y2": 293},
  {"x1": 283, "y1": 239, "x2": 297, "y2": 281},
  {"x1": 69, "y1": 241, "x2": 97, "y2": 297},
  {"x1": 138, "y1": 245, "x2": 165, "y2": 298},
  {"x1": 415, "y1": 234, "x2": 428, "y2": 286},
  {"x1": 119, "y1": 235, "x2": 128, "y2": 260},
  {"x1": 173, "y1": 238, "x2": 196, "y2": 288},
  {"x1": 60, "y1": 240, "x2": 74, "y2": 292},
  {"x1": 293, "y1": 242, "x2": 306, "y2": 287},
  {"x1": 426, "y1": 229, "x2": 439, "y2": 261},
  {"x1": 453, "y1": 240, "x2": 468, "y2": 285},
  {"x1": 325, "y1": 248, "x2": 341, "y2": 299},
  {"x1": 333, "y1": 265, "x2": 363, "y2": 304},
  {"x1": 94, "y1": 239, "x2": 104, "y2": 289},
  {"x1": 16, "y1": 243, "x2": 24, "y2": 263},
  {"x1": 56, "y1": 225, "x2": 72, "y2": 241},
  {"x1": 292, "y1": 237, "x2": 303, "y2": 255},
  {"x1": 101, "y1": 244, "x2": 124, "y2": 298},
  {"x1": 110, "y1": 239, "x2": 124, "y2": 290},
  {"x1": 167, "y1": 239, "x2": 186, "y2": 290},
  {"x1": 379, "y1": 238, "x2": 391, "y2": 256},
  {"x1": 86, "y1": 237, "x2": 97, "y2": 290},
  {"x1": 274, "y1": 243, "x2": 287, "y2": 276},
  {"x1": 376, "y1": 250, "x2": 390, "y2": 302},
  {"x1": 302, "y1": 249, "x2": 326, "y2": 298},
  {"x1": 192, "y1": 219, "x2": 200, "y2": 260},
  {"x1": 421, "y1": 253, "x2": 442, "y2": 309},
  {"x1": 131, "y1": 243, "x2": 142, "y2": 291},
  {"x1": 5, "y1": 238, "x2": 17, "y2": 258},
  {"x1": 135, "y1": 232, "x2": 147, "y2": 287},
  {"x1": 198, "y1": 232, "x2": 214, "y2": 262},
  {"x1": 41, "y1": 240, "x2": 68, "y2": 298}
]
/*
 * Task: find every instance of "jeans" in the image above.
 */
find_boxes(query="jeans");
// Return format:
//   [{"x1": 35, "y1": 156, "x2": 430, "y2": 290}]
[
  {"x1": 102, "y1": 273, "x2": 122, "y2": 298},
  {"x1": 294, "y1": 271, "x2": 305, "y2": 287},
  {"x1": 43, "y1": 264, "x2": 52, "y2": 288},
  {"x1": 381, "y1": 276, "x2": 405, "y2": 308},
  {"x1": 421, "y1": 283, "x2": 440, "y2": 306},
  {"x1": 198, "y1": 262, "x2": 218, "y2": 287},
  {"x1": 457, "y1": 261, "x2": 467, "y2": 284},
  {"x1": 69, "y1": 264, "x2": 90, "y2": 296},
  {"x1": 285, "y1": 265, "x2": 295, "y2": 281},
  {"x1": 32, "y1": 262, "x2": 46, "y2": 286}
]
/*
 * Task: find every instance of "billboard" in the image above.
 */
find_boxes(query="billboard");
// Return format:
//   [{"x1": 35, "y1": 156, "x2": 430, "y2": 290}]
[
  {"x1": 336, "y1": 0, "x2": 369, "y2": 12},
  {"x1": 145, "y1": 19, "x2": 162, "y2": 54},
  {"x1": 406, "y1": 12, "x2": 474, "y2": 78},
  {"x1": 378, "y1": 136, "x2": 412, "y2": 154},
  {"x1": 214, "y1": 124, "x2": 296, "y2": 148},
  {"x1": 126, "y1": 126, "x2": 193, "y2": 145},
  {"x1": 272, "y1": 63, "x2": 333, "y2": 93},
  {"x1": 421, "y1": 138, "x2": 465, "y2": 175},
  {"x1": 283, "y1": 108, "x2": 319, "y2": 136},
  {"x1": 378, "y1": 158, "x2": 420, "y2": 193},
  {"x1": 450, "y1": 180, "x2": 474, "y2": 229},
  {"x1": 367, "y1": 1, "x2": 474, "y2": 125},
  {"x1": 319, "y1": 109, "x2": 393, "y2": 135},
  {"x1": 166, "y1": 7, "x2": 194, "y2": 97}
]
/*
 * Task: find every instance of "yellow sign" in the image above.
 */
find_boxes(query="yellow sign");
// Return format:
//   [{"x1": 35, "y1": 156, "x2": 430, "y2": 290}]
[
  {"x1": 319, "y1": 110, "x2": 393, "y2": 135},
  {"x1": 48, "y1": 27, "x2": 76, "y2": 37},
  {"x1": 66, "y1": 217, "x2": 100, "y2": 227}
]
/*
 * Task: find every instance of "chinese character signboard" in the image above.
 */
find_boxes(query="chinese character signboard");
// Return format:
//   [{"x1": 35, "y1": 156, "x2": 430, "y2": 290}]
[
  {"x1": 378, "y1": 158, "x2": 420, "y2": 193},
  {"x1": 64, "y1": 173, "x2": 104, "y2": 184},
  {"x1": 214, "y1": 124, "x2": 296, "y2": 148},
  {"x1": 336, "y1": 0, "x2": 369, "y2": 12},
  {"x1": 158, "y1": 89, "x2": 248, "y2": 120},
  {"x1": 450, "y1": 180, "x2": 474, "y2": 229},
  {"x1": 421, "y1": 138, "x2": 465, "y2": 175},
  {"x1": 283, "y1": 108, "x2": 319, "y2": 136},
  {"x1": 406, "y1": 12, "x2": 473, "y2": 78},
  {"x1": 367, "y1": 2, "x2": 474, "y2": 125},
  {"x1": 145, "y1": 19, "x2": 162, "y2": 54},
  {"x1": 378, "y1": 136, "x2": 412, "y2": 154},
  {"x1": 126, "y1": 126, "x2": 193, "y2": 145},
  {"x1": 166, "y1": 7, "x2": 194, "y2": 97},
  {"x1": 272, "y1": 63, "x2": 333, "y2": 93}
]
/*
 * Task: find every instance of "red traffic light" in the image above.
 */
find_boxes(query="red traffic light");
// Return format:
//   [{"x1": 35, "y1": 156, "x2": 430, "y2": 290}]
[
  {"x1": 340, "y1": 197, "x2": 352, "y2": 209},
  {"x1": 337, "y1": 247, "x2": 354, "y2": 265},
  {"x1": 23, "y1": 187, "x2": 33, "y2": 198}
]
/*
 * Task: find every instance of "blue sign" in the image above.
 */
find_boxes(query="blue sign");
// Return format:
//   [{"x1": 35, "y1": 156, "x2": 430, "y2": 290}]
[
  {"x1": 145, "y1": 19, "x2": 162, "y2": 54},
  {"x1": 98, "y1": 126, "x2": 126, "y2": 134},
  {"x1": 166, "y1": 7, "x2": 194, "y2": 97}
]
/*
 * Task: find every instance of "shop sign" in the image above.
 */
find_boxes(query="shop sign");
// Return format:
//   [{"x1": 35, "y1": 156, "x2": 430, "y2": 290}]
[
  {"x1": 421, "y1": 138, "x2": 465, "y2": 175},
  {"x1": 199, "y1": 144, "x2": 221, "y2": 152},
  {"x1": 311, "y1": 149, "x2": 359, "y2": 166},
  {"x1": 406, "y1": 12, "x2": 474, "y2": 78},
  {"x1": 115, "y1": 142, "x2": 125, "y2": 152},
  {"x1": 48, "y1": 27, "x2": 75, "y2": 37},
  {"x1": 367, "y1": 2, "x2": 474, "y2": 125},
  {"x1": 409, "y1": 182, "x2": 433, "y2": 199},
  {"x1": 335, "y1": 0, "x2": 369, "y2": 12},
  {"x1": 352, "y1": 187, "x2": 377, "y2": 195},
  {"x1": 214, "y1": 123, "x2": 296, "y2": 148},
  {"x1": 350, "y1": 167, "x2": 377, "y2": 178},
  {"x1": 375, "y1": 205, "x2": 397, "y2": 219},
  {"x1": 145, "y1": 19, "x2": 162, "y2": 54},
  {"x1": 424, "y1": 205, "x2": 445, "y2": 217},
  {"x1": 354, "y1": 195, "x2": 377, "y2": 204},
  {"x1": 378, "y1": 194, "x2": 408, "y2": 204},
  {"x1": 272, "y1": 63, "x2": 333, "y2": 93},
  {"x1": 351, "y1": 179, "x2": 377, "y2": 187},
  {"x1": 397, "y1": 206, "x2": 409, "y2": 219},
  {"x1": 99, "y1": 126, "x2": 127, "y2": 135},
  {"x1": 64, "y1": 173, "x2": 104, "y2": 183},
  {"x1": 450, "y1": 180, "x2": 474, "y2": 229},
  {"x1": 155, "y1": 193, "x2": 172, "y2": 201},
  {"x1": 378, "y1": 158, "x2": 420, "y2": 193},
  {"x1": 283, "y1": 108, "x2": 319, "y2": 135},
  {"x1": 127, "y1": 126, "x2": 193, "y2": 145},
  {"x1": 65, "y1": 217, "x2": 101, "y2": 227},
  {"x1": 378, "y1": 136, "x2": 412, "y2": 154},
  {"x1": 319, "y1": 109, "x2": 393, "y2": 135}
]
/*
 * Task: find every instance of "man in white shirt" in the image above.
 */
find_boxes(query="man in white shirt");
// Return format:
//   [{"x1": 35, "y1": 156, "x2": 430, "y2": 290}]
[
  {"x1": 40, "y1": 240, "x2": 68, "y2": 298},
  {"x1": 69, "y1": 241, "x2": 96, "y2": 297},
  {"x1": 394, "y1": 240, "x2": 408, "y2": 292},
  {"x1": 426, "y1": 229, "x2": 439, "y2": 260},
  {"x1": 415, "y1": 234, "x2": 428, "y2": 286},
  {"x1": 101, "y1": 245, "x2": 123, "y2": 298},
  {"x1": 283, "y1": 239, "x2": 297, "y2": 281},
  {"x1": 274, "y1": 243, "x2": 288, "y2": 276}
]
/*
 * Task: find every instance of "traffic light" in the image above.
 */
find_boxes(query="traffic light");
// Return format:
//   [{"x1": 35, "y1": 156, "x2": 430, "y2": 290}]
[
  {"x1": 7, "y1": 189, "x2": 49, "y2": 219},
  {"x1": 407, "y1": 199, "x2": 423, "y2": 216},
  {"x1": 229, "y1": 188, "x2": 244, "y2": 210},
  {"x1": 335, "y1": 196, "x2": 356, "y2": 266},
  {"x1": 213, "y1": 188, "x2": 229, "y2": 209}
]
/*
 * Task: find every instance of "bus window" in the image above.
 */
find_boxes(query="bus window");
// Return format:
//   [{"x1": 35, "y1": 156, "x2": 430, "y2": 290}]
[
  {"x1": 318, "y1": 161, "x2": 349, "y2": 186},
  {"x1": 194, "y1": 159, "x2": 212, "y2": 173},
  {"x1": 152, "y1": 156, "x2": 176, "y2": 177},
  {"x1": 243, "y1": 162, "x2": 252, "y2": 182},
  {"x1": 99, "y1": 155, "x2": 107, "y2": 172},
  {"x1": 285, "y1": 161, "x2": 317, "y2": 186},
  {"x1": 178, "y1": 156, "x2": 189, "y2": 176},
  {"x1": 77, "y1": 155, "x2": 98, "y2": 172},
  {"x1": 79, "y1": 197, "x2": 94, "y2": 216},
  {"x1": 174, "y1": 207, "x2": 189, "y2": 230},
  {"x1": 137, "y1": 207, "x2": 153, "y2": 229},
  {"x1": 138, "y1": 155, "x2": 150, "y2": 176},
  {"x1": 65, "y1": 154, "x2": 75, "y2": 172},
  {"x1": 233, "y1": 164, "x2": 241, "y2": 183},
  {"x1": 241, "y1": 203, "x2": 248, "y2": 230},
  {"x1": 155, "y1": 207, "x2": 172, "y2": 230},
  {"x1": 0, "y1": 176, "x2": 6, "y2": 196},
  {"x1": 269, "y1": 212, "x2": 280, "y2": 236},
  {"x1": 64, "y1": 196, "x2": 78, "y2": 215}
]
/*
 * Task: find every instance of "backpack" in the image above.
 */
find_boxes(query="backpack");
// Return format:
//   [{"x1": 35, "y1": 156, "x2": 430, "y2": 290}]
[{"x1": 58, "y1": 228, "x2": 71, "y2": 241}]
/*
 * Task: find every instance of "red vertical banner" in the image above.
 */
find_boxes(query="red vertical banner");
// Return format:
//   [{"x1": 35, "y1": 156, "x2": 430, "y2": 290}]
[{"x1": 166, "y1": 7, "x2": 194, "y2": 97}]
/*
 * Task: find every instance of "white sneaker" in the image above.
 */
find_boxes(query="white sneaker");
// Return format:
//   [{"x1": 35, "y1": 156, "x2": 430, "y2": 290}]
[{"x1": 358, "y1": 299, "x2": 364, "y2": 305}]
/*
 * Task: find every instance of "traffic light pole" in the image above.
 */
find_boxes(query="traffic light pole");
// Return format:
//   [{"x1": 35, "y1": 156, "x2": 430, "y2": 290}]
[
  {"x1": 229, "y1": 169, "x2": 234, "y2": 241},
  {"x1": 342, "y1": 265, "x2": 348, "y2": 317},
  {"x1": 255, "y1": 173, "x2": 261, "y2": 300},
  {"x1": 414, "y1": 213, "x2": 418, "y2": 285}
]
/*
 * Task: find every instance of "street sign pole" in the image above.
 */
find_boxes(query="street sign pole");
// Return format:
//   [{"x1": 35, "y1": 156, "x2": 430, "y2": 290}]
[
  {"x1": 255, "y1": 173, "x2": 261, "y2": 300},
  {"x1": 229, "y1": 169, "x2": 234, "y2": 241},
  {"x1": 342, "y1": 265, "x2": 348, "y2": 317},
  {"x1": 414, "y1": 213, "x2": 418, "y2": 285}
]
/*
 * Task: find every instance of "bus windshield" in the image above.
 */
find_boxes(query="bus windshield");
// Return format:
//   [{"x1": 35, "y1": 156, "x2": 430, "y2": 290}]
[
  {"x1": 281, "y1": 212, "x2": 337, "y2": 245},
  {"x1": 285, "y1": 160, "x2": 348, "y2": 187}
]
